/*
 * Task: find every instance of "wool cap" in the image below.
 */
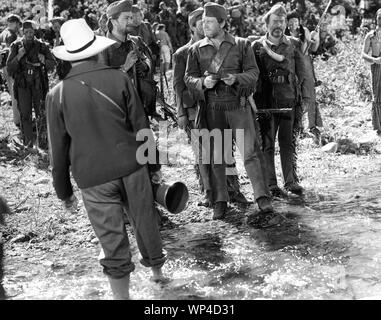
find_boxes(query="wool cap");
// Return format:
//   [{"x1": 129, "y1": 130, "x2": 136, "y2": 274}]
[
  {"x1": 188, "y1": 7, "x2": 204, "y2": 27},
  {"x1": 263, "y1": 3, "x2": 287, "y2": 24},
  {"x1": 106, "y1": 0, "x2": 132, "y2": 18},
  {"x1": 204, "y1": 2, "x2": 227, "y2": 21}
]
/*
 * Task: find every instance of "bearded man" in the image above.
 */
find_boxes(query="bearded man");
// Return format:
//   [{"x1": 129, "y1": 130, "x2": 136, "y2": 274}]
[
  {"x1": 252, "y1": 4, "x2": 308, "y2": 197},
  {"x1": 185, "y1": 3, "x2": 273, "y2": 220},
  {"x1": 98, "y1": 0, "x2": 156, "y2": 116}
]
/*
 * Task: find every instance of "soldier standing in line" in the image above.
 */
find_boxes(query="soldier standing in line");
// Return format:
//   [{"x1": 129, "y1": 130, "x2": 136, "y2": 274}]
[
  {"x1": 185, "y1": 3, "x2": 274, "y2": 220},
  {"x1": 0, "y1": 14, "x2": 22, "y2": 128},
  {"x1": 99, "y1": 0, "x2": 157, "y2": 117},
  {"x1": 252, "y1": 4, "x2": 307, "y2": 197},
  {"x1": 6, "y1": 20, "x2": 56, "y2": 148},
  {"x1": 173, "y1": 7, "x2": 248, "y2": 207}
]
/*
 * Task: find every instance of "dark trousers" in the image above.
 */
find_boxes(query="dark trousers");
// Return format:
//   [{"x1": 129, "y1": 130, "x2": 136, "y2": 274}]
[
  {"x1": 259, "y1": 111, "x2": 296, "y2": 188},
  {"x1": 204, "y1": 106, "x2": 269, "y2": 202},
  {"x1": 81, "y1": 166, "x2": 166, "y2": 279},
  {"x1": 17, "y1": 85, "x2": 42, "y2": 146}
]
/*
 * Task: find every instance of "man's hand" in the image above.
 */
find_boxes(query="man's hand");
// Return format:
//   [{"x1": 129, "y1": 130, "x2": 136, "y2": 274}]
[
  {"x1": 151, "y1": 170, "x2": 163, "y2": 184},
  {"x1": 310, "y1": 30, "x2": 319, "y2": 42},
  {"x1": 122, "y1": 50, "x2": 138, "y2": 72},
  {"x1": 17, "y1": 47, "x2": 26, "y2": 60},
  {"x1": 38, "y1": 53, "x2": 45, "y2": 64},
  {"x1": 221, "y1": 74, "x2": 237, "y2": 86},
  {"x1": 203, "y1": 75, "x2": 218, "y2": 89},
  {"x1": 62, "y1": 194, "x2": 79, "y2": 214},
  {"x1": 177, "y1": 115, "x2": 189, "y2": 130},
  {"x1": 374, "y1": 57, "x2": 381, "y2": 65}
]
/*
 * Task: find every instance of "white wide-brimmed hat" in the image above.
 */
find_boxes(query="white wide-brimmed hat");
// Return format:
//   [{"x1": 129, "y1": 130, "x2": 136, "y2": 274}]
[{"x1": 52, "y1": 18, "x2": 115, "y2": 62}]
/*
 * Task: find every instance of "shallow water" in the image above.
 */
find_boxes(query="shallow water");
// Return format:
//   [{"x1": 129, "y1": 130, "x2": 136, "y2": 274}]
[{"x1": 3, "y1": 170, "x2": 381, "y2": 300}]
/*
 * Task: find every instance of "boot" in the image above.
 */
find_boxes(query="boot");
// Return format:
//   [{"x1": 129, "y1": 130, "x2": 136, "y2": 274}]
[
  {"x1": 257, "y1": 196, "x2": 274, "y2": 213},
  {"x1": 284, "y1": 182, "x2": 304, "y2": 195},
  {"x1": 212, "y1": 201, "x2": 227, "y2": 220},
  {"x1": 269, "y1": 185, "x2": 288, "y2": 198},
  {"x1": 107, "y1": 274, "x2": 130, "y2": 300}
]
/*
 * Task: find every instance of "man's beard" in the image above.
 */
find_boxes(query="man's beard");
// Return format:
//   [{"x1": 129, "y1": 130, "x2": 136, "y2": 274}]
[{"x1": 271, "y1": 27, "x2": 283, "y2": 38}]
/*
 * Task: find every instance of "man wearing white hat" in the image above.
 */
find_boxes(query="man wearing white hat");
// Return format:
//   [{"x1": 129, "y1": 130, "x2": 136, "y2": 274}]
[{"x1": 46, "y1": 19, "x2": 167, "y2": 300}]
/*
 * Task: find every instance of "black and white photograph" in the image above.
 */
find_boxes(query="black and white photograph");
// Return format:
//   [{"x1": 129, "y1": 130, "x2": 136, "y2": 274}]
[{"x1": 0, "y1": 0, "x2": 381, "y2": 306}]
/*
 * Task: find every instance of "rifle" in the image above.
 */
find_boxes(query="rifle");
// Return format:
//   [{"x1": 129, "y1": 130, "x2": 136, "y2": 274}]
[{"x1": 303, "y1": 0, "x2": 333, "y2": 55}]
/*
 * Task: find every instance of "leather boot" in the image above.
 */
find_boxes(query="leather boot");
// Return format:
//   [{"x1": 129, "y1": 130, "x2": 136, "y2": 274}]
[
  {"x1": 107, "y1": 274, "x2": 130, "y2": 300},
  {"x1": 212, "y1": 201, "x2": 227, "y2": 220},
  {"x1": 257, "y1": 196, "x2": 274, "y2": 213}
]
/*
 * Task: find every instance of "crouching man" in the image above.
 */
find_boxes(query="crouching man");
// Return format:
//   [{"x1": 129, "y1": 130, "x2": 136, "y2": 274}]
[{"x1": 46, "y1": 19, "x2": 167, "y2": 300}]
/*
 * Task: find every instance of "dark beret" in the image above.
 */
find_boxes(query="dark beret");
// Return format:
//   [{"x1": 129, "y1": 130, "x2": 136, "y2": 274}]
[
  {"x1": 204, "y1": 2, "x2": 227, "y2": 21},
  {"x1": 107, "y1": 0, "x2": 132, "y2": 18},
  {"x1": 188, "y1": 7, "x2": 204, "y2": 27}
]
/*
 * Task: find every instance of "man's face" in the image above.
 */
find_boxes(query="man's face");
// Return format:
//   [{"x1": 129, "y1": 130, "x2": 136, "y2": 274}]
[
  {"x1": 23, "y1": 28, "x2": 35, "y2": 42},
  {"x1": 133, "y1": 12, "x2": 143, "y2": 26},
  {"x1": 99, "y1": 17, "x2": 108, "y2": 32},
  {"x1": 288, "y1": 18, "x2": 299, "y2": 33},
  {"x1": 7, "y1": 21, "x2": 18, "y2": 32},
  {"x1": 202, "y1": 15, "x2": 222, "y2": 38},
  {"x1": 113, "y1": 11, "x2": 134, "y2": 35},
  {"x1": 377, "y1": 13, "x2": 381, "y2": 27},
  {"x1": 267, "y1": 14, "x2": 286, "y2": 38},
  {"x1": 192, "y1": 18, "x2": 204, "y2": 38}
]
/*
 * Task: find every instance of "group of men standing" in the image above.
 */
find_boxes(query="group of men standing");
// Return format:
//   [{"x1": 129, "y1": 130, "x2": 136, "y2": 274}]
[
  {"x1": 1, "y1": 0, "x2": 314, "y2": 300},
  {"x1": 174, "y1": 3, "x2": 307, "y2": 220}
]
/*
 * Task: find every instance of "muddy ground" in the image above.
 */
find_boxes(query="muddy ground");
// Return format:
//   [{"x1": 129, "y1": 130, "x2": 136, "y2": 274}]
[{"x1": 1, "y1": 35, "x2": 381, "y2": 300}]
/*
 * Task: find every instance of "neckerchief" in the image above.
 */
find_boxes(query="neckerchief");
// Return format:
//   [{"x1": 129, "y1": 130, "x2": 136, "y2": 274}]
[{"x1": 261, "y1": 37, "x2": 285, "y2": 62}]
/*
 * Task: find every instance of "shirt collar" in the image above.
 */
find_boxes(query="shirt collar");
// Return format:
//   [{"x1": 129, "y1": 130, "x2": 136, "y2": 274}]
[
  {"x1": 199, "y1": 32, "x2": 236, "y2": 48},
  {"x1": 65, "y1": 61, "x2": 114, "y2": 79}
]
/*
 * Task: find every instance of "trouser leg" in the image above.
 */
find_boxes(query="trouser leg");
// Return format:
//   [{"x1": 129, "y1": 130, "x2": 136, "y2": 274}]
[
  {"x1": 190, "y1": 120, "x2": 211, "y2": 194},
  {"x1": 278, "y1": 112, "x2": 296, "y2": 186},
  {"x1": 227, "y1": 107, "x2": 269, "y2": 200},
  {"x1": 2, "y1": 68, "x2": 20, "y2": 125},
  {"x1": 81, "y1": 179, "x2": 135, "y2": 279},
  {"x1": 17, "y1": 86, "x2": 33, "y2": 146},
  {"x1": 259, "y1": 114, "x2": 278, "y2": 187},
  {"x1": 205, "y1": 108, "x2": 229, "y2": 203},
  {"x1": 122, "y1": 166, "x2": 166, "y2": 269}
]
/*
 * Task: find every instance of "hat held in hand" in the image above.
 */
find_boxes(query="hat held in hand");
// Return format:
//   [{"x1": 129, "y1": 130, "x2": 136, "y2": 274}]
[{"x1": 52, "y1": 18, "x2": 116, "y2": 62}]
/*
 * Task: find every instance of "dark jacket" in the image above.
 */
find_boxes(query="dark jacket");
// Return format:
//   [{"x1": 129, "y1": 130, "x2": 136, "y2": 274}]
[
  {"x1": 6, "y1": 37, "x2": 55, "y2": 98},
  {"x1": 46, "y1": 61, "x2": 156, "y2": 200},
  {"x1": 185, "y1": 32, "x2": 259, "y2": 111},
  {"x1": 173, "y1": 39, "x2": 197, "y2": 120},
  {"x1": 252, "y1": 34, "x2": 307, "y2": 109}
]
